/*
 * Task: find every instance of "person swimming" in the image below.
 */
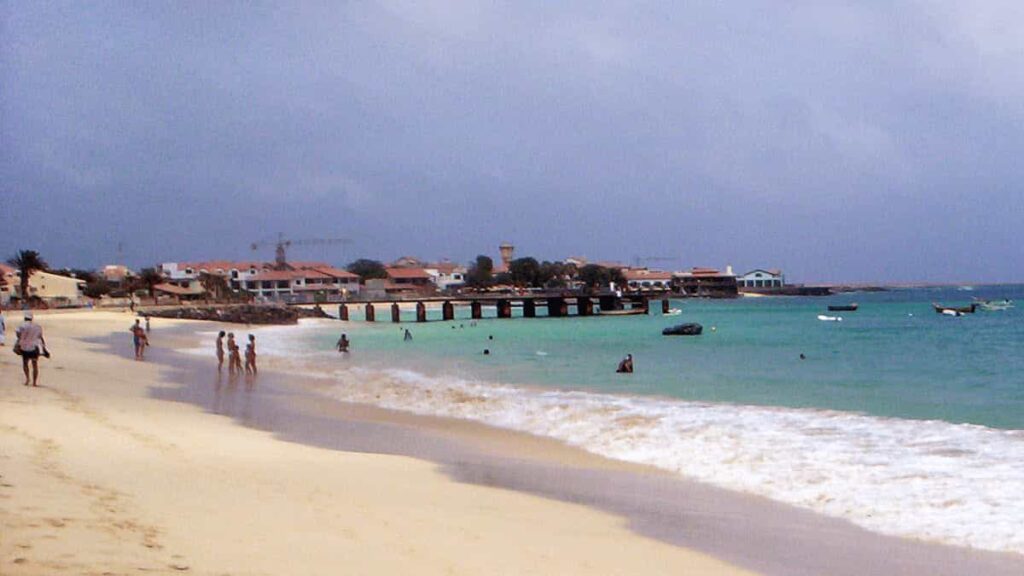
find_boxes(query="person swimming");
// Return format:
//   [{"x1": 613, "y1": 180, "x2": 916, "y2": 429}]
[{"x1": 616, "y1": 354, "x2": 634, "y2": 373}]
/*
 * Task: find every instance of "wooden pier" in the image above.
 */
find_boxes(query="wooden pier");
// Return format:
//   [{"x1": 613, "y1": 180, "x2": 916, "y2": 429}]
[{"x1": 332, "y1": 293, "x2": 674, "y2": 323}]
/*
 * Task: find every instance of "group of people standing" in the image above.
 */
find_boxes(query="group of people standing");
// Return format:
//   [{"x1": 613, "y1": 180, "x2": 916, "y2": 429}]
[{"x1": 216, "y1": 331, "x2": 257, "y2": 375}]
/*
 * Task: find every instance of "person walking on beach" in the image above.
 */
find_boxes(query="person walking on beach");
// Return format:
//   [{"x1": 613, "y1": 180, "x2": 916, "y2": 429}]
[
  {"x1": 244, "y1": 334, "x2": 257, "y2": 375},
  {"x1": 216, "y1": 331, "x2": 226, "y2": 372},
  {"x1": 337, "y1": 333, "x2": 350, "y2": 353},
  {"x1": 145, "y1": 315, "x2": 151, "y2": 333},
  {"x1": 15, "y1": 312, "x2": 47, "y2": 386},
  {"x1": 227, "y1": 333, "x2": 242, "y2": 373},
  {"x1": 404, "y1": 329, "x2": 412, "y2": 341},
  {"x1": 0, "y1": 306, "x2": 6, "y2": 347},
  {"x1": 130, "y1": 319, "x2": 148, "y2": 360},
  {"x1": 616, "y1": 354, "x2": 634, "y2": 374}
]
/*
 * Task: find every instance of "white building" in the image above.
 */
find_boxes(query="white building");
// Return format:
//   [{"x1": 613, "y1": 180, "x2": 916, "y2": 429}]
[
  {"x1": 738, "y1": 269, "x2": 785, "y2": 289},
  {"x1": 159, "y1": 260, "x2": 267, "y2": 291},
  {"x1": 425, "y1": 262, "x2": 467, "y2": 291}
]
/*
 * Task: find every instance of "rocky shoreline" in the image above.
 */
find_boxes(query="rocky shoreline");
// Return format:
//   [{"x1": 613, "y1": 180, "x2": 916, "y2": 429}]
[{"x1": 141, "y1": 304, "x2": 333, "y2": 325}]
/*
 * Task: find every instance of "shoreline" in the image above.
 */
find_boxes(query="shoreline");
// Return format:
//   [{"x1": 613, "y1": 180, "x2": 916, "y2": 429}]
[
  {"x1": 145, "y1": 316, "x2": 1023, "y2": 575},
  {"x1": 3, "y1": 311, "x2": 1022, "y2": 575},
  {"x1": 0, "y1": 310, "x2": 758, "y2": 575}
]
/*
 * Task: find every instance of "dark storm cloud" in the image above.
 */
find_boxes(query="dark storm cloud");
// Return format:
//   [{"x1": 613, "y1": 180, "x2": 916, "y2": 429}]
[{"x1": 2, "y1": 1, "x2": 1022, "y2": 282}]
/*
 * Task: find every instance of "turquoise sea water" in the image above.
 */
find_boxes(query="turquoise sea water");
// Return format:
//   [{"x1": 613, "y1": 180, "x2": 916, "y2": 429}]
[
  {"x1": 328, "y1": 285, "x2": 1024, "y2": 429},
  {"x1": 247, "y1": 285, "x2": 1024, "y2": 553}
]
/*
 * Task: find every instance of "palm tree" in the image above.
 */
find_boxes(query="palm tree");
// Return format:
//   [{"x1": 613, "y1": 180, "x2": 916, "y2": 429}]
[
  {"x1": 7, "y1": 250, "x2": 48, "y2": 308},
  {"x1": 138, "y1": 267, "x2": 165, "y2": 303}
]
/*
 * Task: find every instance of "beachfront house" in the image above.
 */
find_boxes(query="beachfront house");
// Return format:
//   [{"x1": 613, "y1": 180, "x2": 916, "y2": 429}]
[
  {"x1": 622, "y1": 269, "x2": 675, "y2": 291},
  {"x1": 385, "y1": 268, "x2": 436, "y2": 294},
  {"x1": 160, "y1": 260, "x2": 268, "y2": 292},
  {"x1": 244, "y1": 265, "x2": 361, "y2": 302},
  {"x1": 424, "y1": 262, "x2": 467, "y2": 292},
  {"x1": 159, "y1": 260, "x2": 360, "y2": 301},
  {"x1": 101, "y1": 264, "x2": 135, "y2": 290},
  {"x1": 738, "y1": 269, "x2": 785, "y2": 290},
  {"x1": 673, "y1": 267, "x2": 739, "y2": 298},
  {"x1": 1, "y1": 267, "x2": 87, "y2": 307}
]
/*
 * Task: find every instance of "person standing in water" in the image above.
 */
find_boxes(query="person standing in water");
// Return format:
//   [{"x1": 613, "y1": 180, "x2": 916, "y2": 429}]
[
  {"x1": 216, "y1": 331, "x2": 226, "y2": 371},
  {"x1": 337, "y1": 333, "x2": 350, "y2": 353},
  {"x1": 616, "y1": 354, "x2": 634, "y2": 374},
  {"x1": 404, "y1": 329, "x2": 413, "y2": 341},
  {"x1": 244, "y1": 334, "x2": 257, "y2": 375},
  {"x1": 227, "y1": 333, "x2": 242, "y2": 373}
]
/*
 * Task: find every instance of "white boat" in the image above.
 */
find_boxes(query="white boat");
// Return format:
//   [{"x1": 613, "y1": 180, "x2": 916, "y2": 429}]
[
  {"x1": 941, "y1": 309, "x2": 962, "y2": 317},
  {"x1": 665, "y1": 308, "x2": 682, "y2": 316},
  {"x1": 817, "y1": 314, "x2": 842, "y2": 322},
  {"x1": 975, "y1": 298, "x2": 1014, "y2": 311}
]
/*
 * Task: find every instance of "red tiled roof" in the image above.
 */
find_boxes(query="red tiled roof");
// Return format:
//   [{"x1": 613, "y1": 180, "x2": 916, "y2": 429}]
[
  {"x1": 250, "y1": 270, "x2": 306, "y2": 281},
  {"x1": 183, "y1": 261, "x2": 266, "y2": 273},
  {"x1": 690, "y1": 268, "x2": 722, "y2": 275},
  {"x1": 309, "y1": 266, "x2": 359, "y2": 280},
  {"x1": 622, "y1": 269, "x2": 675, "y2": 281},
  {"x1": 386, "y1": 268, "x2": 432, "y2": 280},
  {"x1": 0, "y1": 263, "x2": 15, "y2": 275}
]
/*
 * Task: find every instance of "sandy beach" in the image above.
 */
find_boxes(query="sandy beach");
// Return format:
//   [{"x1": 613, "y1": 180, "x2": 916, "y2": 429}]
[{"x1": 0, "y1": 310, "x2": 756, "y2": 575}]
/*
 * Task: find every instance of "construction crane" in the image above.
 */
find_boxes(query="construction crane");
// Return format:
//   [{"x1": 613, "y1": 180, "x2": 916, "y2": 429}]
[
  {"x1": 633, "y1": 256, "x2": 678, "y2": 268},
  {"x1": 250, "y1": 233, "x2": 353, "y2": 269}
]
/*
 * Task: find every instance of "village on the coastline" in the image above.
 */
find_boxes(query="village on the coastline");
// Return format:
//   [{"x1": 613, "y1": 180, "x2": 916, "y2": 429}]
[{"x1": 2, "y1": 240, "x2": 839, "y2": 311}]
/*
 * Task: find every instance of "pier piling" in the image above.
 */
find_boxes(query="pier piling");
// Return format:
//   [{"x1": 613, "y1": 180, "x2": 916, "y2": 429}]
[
  {"x1": 391, "y1": 303, "x2": 401, "y2": 323},
  {"x1": 662, "y1": 299, "x2": 670, "y2": 314},
  {"x1": 471, "y1": 301, "x2": 482, "y2": 320},
  {"x1": 523, "y1": 299, "x2": 536, "y2": 318},
  {"x1": 497, "y1": 299, "x2": 512, "y2": 319},
  {"x1": 578, "y1": 298, "x2": 593, "y2": 316},
  {"x1": 442, "y1": 301, "x2": 454, "y2": 321},
  {"x1": 416, "y1": 302, "x2": 427, "y2": 323},
  {"x1": 338, "y1": 304, "x2": 348, "y2": 321},
  {"x1": 365, "y1": 303, "x2": 375, "y2": 322}
]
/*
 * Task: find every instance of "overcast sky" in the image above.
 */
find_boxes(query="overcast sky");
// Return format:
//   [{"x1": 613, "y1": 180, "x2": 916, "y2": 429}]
[{"x1": 2, "y1": 1, "x2": 1022, "y2": 283}]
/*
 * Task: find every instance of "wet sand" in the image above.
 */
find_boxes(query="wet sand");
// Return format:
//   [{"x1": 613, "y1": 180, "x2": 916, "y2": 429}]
[
  {"x1": 0, "y1": 311, "x2": 756, "y2": 575},
  {"x1": 147, "y1": 319, "x2": 1024, "y2": 576}
]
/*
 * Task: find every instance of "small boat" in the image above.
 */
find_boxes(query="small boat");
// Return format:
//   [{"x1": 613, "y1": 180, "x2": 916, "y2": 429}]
[
  {"x1": 941, "y1": 309, "x2": 963, "y2": 317},
  {"x1": 665, "y1": 308, "x2": 682, "y2": 316},
  {"x1": 662, "y1": 323, "x2": 703, "y2": 336},
  {"x1": 827, "y1": 303, "x2": 858, "y2": 312},
  {"x1": 817, "y1": 314, "x2": 842, "y2": 322},
  {"x1": 600, "y1": 308, "x2": 648, "y2": 316},
  {"x1": 933, "y1": 303, "x2": 977, "y2": 315},
  {"x1": 974, "y1": 298, "x2": 1014, "y2": 311}
]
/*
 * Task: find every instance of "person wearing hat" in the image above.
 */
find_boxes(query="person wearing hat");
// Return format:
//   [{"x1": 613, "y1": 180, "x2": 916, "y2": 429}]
[{"x1": 15, "y1": 311, "x2": 47, "y2": 386}]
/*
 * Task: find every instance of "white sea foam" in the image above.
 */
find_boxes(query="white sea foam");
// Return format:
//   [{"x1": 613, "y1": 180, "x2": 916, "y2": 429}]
[{"x1": 256, "y1": 334, "x2": 1024, "y2": 555}]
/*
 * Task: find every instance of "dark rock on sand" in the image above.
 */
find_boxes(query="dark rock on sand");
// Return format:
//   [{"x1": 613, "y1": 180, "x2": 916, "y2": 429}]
[{"x1": 144, "y1": 304, "x2": 331, "y2": 325}]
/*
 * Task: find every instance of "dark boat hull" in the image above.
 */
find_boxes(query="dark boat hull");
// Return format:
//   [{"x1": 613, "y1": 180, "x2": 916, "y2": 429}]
[
  {"x1": 933, "y1": 303, "x2": 977, "y2": 314},
  {"x1": 662, "y1": 323, "x2": 703, "y2": 336},
  {"x1": 828, "y1": 304, "x2": 858, "y2": 312}
]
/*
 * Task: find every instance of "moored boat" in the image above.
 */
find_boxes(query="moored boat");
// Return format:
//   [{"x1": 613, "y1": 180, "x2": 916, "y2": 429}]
[
  {"x1": 827, "y1": 303, "x2": 858, "y2": 312},
  {"x1": 933, "y1": 303, "x2": 977, "y2": 315},
  {"x1": 974, "y1": 298, "x2": 1014, "y2": 311}
]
